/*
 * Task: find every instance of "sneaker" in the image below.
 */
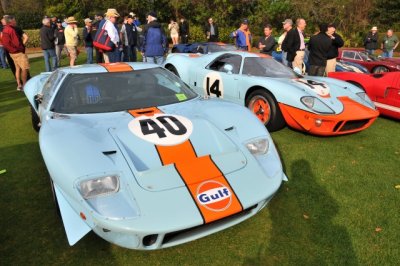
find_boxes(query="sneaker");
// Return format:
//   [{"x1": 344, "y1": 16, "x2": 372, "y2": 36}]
[{"x1": 17, "y1": 86, "x2": 23, "y2": 91}]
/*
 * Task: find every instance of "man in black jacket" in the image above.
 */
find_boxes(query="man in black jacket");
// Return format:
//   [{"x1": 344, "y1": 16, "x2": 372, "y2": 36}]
[
  {"x1": 54, "y1": 19, "x2": 65, "y2": 67},
  {"x1": 40, "y1": 17, "x2": 57, "y2": 71},
  {"x1": 179, "y1": 17, "x2": 189, "y2": 44},
  {"x1": 282, "y1": 18, "x2": 306, "y2": 73},
  {"x1": 120, "y1": 15, "x2": 138, "y2": 62},
  {"x1": 83, "y1": 18, "x2": 94, "y2": 64},
  {"x1": 326, "y1": 23, "x2": 344, "y2": 74},
  {"x1": 308, "y1": 23, "x2": 332, "y2": 76},
  {"x1": 258, "y1": 24, "x2": 276, "y2": 56},
  {"x1": 364, "y1": 26, "x2": 378, "y2": 55},
  {"x1": 204, "y1": 18, "x2": 218, "y2": 42}
]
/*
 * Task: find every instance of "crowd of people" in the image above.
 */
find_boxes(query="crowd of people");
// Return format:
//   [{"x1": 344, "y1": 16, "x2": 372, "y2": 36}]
[{"x1": 0, "y1": 9, "x2": 399, "y2": 91}]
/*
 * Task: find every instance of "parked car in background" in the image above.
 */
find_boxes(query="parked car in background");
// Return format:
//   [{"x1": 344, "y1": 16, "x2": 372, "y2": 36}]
[
  {"x1": 165, "y1": 51, "x2": 379, "y2": 135},
  {"x1": 338, "y1": 49, "x2": 400, "y2": 73},
  {"x1": 328, "y1": 71, "x2": 400, "y2": 120}
]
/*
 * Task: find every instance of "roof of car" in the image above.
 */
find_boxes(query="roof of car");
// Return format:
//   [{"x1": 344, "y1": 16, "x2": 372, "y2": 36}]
[{"x1": 55, "y1": 62, "x2": 161, "y2": 74}]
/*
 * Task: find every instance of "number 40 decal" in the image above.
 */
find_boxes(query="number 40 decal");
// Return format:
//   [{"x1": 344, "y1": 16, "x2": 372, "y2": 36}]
[
  {"x1": 140, "y1": 116, "x2": 187, "y2": 138},
  {"x1": 129, "y1": 114, "x2": 193, "y2": 146}
]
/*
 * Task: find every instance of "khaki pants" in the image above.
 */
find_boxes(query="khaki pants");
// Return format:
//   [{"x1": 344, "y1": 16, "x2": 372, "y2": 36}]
[
  {"x1": 292, "y1": 50, "x2": 305, "y2": 74},
  {"x1": 326, "y1": 58, "x2": 336, "y2": 74}
]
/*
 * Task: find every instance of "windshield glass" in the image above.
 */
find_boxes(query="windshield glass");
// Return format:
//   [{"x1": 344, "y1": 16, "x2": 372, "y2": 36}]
[
  {"x1": 242, "y1": 57, "x2": 300, "y2": 78},
  {"x1": 51, "y1": 68, "x2": 197, "y2": 114},
  {"x1": 360, "y1": 52, "x2": 376, "y2": 61}
]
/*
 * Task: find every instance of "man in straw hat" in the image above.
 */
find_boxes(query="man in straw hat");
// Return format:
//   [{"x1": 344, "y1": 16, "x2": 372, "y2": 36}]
[
  {"x1": 364, "y1": 26, "x2": 378, "y2": 55},
  {"x1": 103, "y1": 8, "x2": 121, "y2": 63},
  {"x1": 64, "y1": 16, "x2": 79, "y2": 66}
]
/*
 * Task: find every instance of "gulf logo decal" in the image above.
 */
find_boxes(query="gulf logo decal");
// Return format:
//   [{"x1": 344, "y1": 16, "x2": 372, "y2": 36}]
[
  {"x1": 196, "y1": 181, "x2": 232, "y2": 212},
  {"x1": 203, "y1": 72, "x2": 224, "y2": 98},
  {"x1": 129, "y1": 108, "x2": 243, "y2": 223},
  {"x1": 296, "y1": 79, "x2": 331, "y2": 98},
  {"x1": 128, "y1": 113, "x2": 193, "y2": 146}
]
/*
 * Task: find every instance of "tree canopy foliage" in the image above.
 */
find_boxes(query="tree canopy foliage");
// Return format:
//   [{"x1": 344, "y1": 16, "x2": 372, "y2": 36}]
[{"x1": 1, "y1": 0, "x2": 399, "y2": 43}]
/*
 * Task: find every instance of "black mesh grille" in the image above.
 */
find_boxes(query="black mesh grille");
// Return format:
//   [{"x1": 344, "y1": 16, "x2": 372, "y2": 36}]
[
  {"x1": 339, "y1": 119, "x2": 370, "y2": 132},
  {"x1": 162, "y1": 204, "x2": 258, "y2": 245}
]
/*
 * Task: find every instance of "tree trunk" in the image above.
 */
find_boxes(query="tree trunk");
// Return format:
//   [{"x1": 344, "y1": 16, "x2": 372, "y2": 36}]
[{"x1": 1, "y1": 0, "x2": 11, "y2": 13}]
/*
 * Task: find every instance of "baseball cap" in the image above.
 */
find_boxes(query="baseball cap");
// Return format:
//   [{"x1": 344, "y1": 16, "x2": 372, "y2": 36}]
[{"x1": 242, "y1": 18, "x2": 249, "y2": 24}]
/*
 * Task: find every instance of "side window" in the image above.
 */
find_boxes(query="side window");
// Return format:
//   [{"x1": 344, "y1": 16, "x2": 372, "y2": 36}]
[
  {"x1": 206, "y1": 54, "x2": 242, "y2": 74},
  {"x1": 342, "y1": 51, "x2": 355, "y2": 59},
  {"x1": 41, "y1": 71, "x2": 65, "y2": 109}
]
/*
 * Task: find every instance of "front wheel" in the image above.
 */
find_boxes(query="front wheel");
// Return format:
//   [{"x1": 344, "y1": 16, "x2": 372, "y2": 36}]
[
  {"x1": 246, "y1": 89, "x2": 286, "y2": 132},
  {"x1": 372, "y1": 66, "x2": 389, "y2": 73}
]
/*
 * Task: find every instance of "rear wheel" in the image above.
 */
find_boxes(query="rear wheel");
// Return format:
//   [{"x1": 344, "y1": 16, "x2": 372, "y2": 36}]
[
  {"x1": 166, "y1": 65, "x2": 180, "y2": 77},
  {"x1": 372, "y1": 66, "x2": 389, "y2": 73},
  {"x1": 30, "y1": 106, "x2": 40, "y2": 132},
  {"x1": 246, "y1": 89, "x2": 286, "y2": 132}
]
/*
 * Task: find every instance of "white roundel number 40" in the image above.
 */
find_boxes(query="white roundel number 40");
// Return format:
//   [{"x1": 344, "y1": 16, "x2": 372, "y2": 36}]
[{"x1": 129, "y1": 114, "x2": 193, "y2": 146}]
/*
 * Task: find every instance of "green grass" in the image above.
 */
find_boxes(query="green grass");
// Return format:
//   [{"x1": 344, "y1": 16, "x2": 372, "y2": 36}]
[{"x1": 1, "y1": 55, "x2": 400, "y2": 265}]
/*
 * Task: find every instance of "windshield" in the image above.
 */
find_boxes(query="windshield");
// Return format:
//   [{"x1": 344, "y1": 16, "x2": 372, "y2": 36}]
[
  {"x1": 242, "y1": 57, "x2": 300, "y2": 78},
  {"x1": 51, "y1": 68, "x2": 197, "y2": 114},
  {"x1": 208, "y1": 44, "x2": 237, "y2": 53},
  {"x1": 360, "y1": 52, "x2": 376, "y2": 61}
]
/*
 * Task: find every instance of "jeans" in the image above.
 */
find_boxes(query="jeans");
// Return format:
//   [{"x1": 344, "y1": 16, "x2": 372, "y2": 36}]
[
  {"x1": 281, "y1": 51, "x2": 288, "y2": 66},
  {"x1": 43, "y1": 49, "x2": 57, "y2": 72},
  {"x1": 0, "y1": 46, "x2": 7, "y2": 68},
  {"x1": 85, "y1": 46, "x2": 93, "y2": 64},
  {"x1": 366, "y1": 49, "x2": 375, "y2": 55},
  {"x1": 382, "y1": 50, "x2": 393, "y2": 58},
  {"x1": 123, "y1": 45, "x2": 137, "y2": 62},
  {"x1": 107, "y1": 48, "x2": 121, "y2": 63},
  {"x1": 146, "y1": 56, "x2": 165, "y2": 65},
  {"x1": 55, "y1": 45, "x2": 64, "y2": 67}
]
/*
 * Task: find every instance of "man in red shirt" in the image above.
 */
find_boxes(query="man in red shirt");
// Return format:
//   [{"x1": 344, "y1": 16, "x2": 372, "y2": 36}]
[{"x1": 2, "y1": 15, "x2": 30, "y2": 90}]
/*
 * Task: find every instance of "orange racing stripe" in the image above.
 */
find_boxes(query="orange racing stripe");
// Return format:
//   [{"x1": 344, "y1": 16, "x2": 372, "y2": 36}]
[
  {"x1": 100, "y1": 62, "x2": 133, "y2": 72},
  {"x1": 128, "y1": 108, "x2": 243, "y2": 224}
]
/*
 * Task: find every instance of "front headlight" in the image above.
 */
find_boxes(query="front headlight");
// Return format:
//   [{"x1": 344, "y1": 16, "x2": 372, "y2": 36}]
[
  {"x1": 300, "y1": 96, "x2": 334, "y2": 114},
  {"x1": 245, "y1": 138, "x2": 269, "y2": 155},
  {"x1": 356, "y1": 92, "x2": 375, "y2": 108},
  {"x1": 79, "y1": 175, "x2": 120, "y2": 199}
]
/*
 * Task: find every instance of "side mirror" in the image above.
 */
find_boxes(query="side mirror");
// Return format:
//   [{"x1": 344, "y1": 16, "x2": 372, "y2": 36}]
[
  {"x1": 34, "y1": 94, "x2": 43, "y2": 105},
  {"x1": 223, "y1": 64, "x2": 234, "y2": 74}
]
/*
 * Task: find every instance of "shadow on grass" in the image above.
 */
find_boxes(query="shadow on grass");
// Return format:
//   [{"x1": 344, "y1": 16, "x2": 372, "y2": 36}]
[{"x1": 244, "y1": 159, "x2": 358, "y2": 265}]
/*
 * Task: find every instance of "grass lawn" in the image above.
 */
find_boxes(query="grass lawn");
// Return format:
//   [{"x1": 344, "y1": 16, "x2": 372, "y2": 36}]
[{"x1": 0, "y1": 54, "x2": 399, "y2": 265}]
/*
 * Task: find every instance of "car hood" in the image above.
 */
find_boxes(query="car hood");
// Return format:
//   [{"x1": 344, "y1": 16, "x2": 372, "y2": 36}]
[{"x1": 40, "y1": 103, "x2": 247, "y2": 192}]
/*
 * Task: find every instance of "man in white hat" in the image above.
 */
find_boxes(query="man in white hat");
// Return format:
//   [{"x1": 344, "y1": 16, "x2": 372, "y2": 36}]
[
  {"x1": 64, "y1": 16, "x2": 79, "y2": 66},
  {"x1": 364, "y1": 26, "x2": 378, "y2": 55},
  {"x1": 103, "y1": 8, "x2": 120, "y2": 63}
]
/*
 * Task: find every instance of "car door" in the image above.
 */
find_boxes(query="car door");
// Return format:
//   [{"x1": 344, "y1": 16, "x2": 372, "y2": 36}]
[
  {"x1": 193, "y1": 53, "x2": 243, "y2": 103},
  {"x1": 383, "y1": 73, "x2": 400, "y2": 108}
]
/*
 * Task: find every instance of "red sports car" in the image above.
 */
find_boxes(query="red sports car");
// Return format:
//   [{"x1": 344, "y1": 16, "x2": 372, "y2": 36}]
[
  {"x1": 328, "y1": 71, "x2": 400, "y2": 119},
  {"x1": 338, "y1": 49, "x2": 400, "y2": 73}
]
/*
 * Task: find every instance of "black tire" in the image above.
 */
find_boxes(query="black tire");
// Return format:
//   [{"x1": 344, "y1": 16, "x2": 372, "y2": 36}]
[
  {"x1": 30, "y1": 105, "x2": 40, "y2": 132},
  {"x1": 50, "y1": 177, "x2": 61, "y2": 218},
  {"x1": 372, "y1": 66, "x2": 389, "y2": 73},
  {"x1": 245, "y1": 89, "x2": 286, "y2": 132},
  {"x1": 166, "y1": 65, "x2": 180, "y2": 77}
]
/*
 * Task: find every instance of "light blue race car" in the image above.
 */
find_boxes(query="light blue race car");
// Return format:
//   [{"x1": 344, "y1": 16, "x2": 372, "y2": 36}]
[
  {"x1": 24, "y1": 62, "x2": 287, "y2": 250},
  {"x1": 164, "y1": 51, "x2": 379, "y2": 136}
]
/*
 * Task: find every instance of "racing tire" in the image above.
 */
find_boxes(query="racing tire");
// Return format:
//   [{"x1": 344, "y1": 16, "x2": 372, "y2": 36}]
[
  {"x1": 166, "y1": 65, "x2": 180, "y2": 77},
  {"x1": 246, "y1": 89, "x2": 286, "y2": 132},
  {"x1": 372, "y1": 66, "x2": 389, "y2": 73},
  {"x1": 50, "y1": 177, "x2": 61, "y2": 218},
  {"x1": 30, "y1": 106, "x2": 40, "y2": 132}
]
